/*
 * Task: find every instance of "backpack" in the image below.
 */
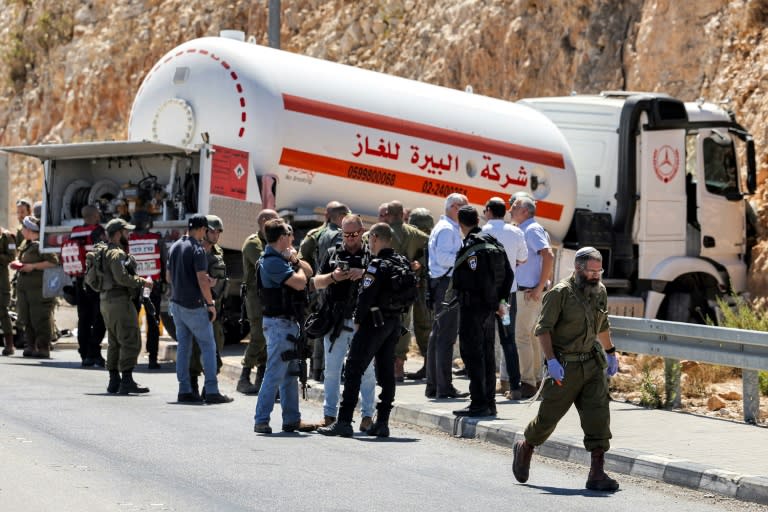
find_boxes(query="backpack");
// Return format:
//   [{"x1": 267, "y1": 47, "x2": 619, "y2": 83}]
[
  {"x1": 453, "y1": 233, "x2": 513, "y2": 309},
  {"x1": 84, "y1": 242, "x2": 109, "y2": 292},
  {"x1": 384, "y1": 255, "x2": 418, "y2": 313}
]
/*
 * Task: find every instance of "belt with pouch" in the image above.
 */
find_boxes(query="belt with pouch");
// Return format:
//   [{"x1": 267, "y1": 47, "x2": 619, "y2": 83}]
[
  {"x1": 558, "y1": 351, "x2": 595, "y2": 363},
  {"x1": 518, "y1": 285, "x2": 548, "y2": 292}
]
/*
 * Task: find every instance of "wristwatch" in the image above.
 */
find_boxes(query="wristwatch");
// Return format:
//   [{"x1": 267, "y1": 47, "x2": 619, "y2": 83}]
[{"x1": 206, "y1": 302, "x2": 215, "y2": 308}]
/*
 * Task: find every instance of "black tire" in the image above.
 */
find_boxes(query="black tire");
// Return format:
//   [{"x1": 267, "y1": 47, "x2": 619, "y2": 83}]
[
  {"x1": 160, "y1": 311, "x2": 177, "y2": 340},
  {"x1": 665, "y1": 292, "x2": 693, "y2": 323}
]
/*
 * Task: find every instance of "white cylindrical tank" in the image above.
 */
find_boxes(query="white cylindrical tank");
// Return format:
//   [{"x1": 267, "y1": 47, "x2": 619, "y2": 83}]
[{"x1": 129, "y1": 36, "x2": 577, "y2": 241}]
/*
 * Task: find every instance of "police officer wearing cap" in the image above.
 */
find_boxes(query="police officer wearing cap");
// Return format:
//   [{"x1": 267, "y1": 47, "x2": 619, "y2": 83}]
[
  {"x1": 188, "y1": 215, "x2": 227, "y2": 393},
  {"x1": 513, "y1": 246, "x2": 620, "y2": 491},
  {"x1": 101, "y1": 218, "x2": 152, "y2": 394},
  {"x1": 318, "y1": 222, "x2": 415, "y2": 438},
  {"x1": 382, "y1": 200, "x2": 429, "y2": 382},
  {"x1": 451, "y1": 206, "x2": 513, "y2": 417},
  {"x1": 167, "y1": 214, "x2": 233, "y2": 404}
]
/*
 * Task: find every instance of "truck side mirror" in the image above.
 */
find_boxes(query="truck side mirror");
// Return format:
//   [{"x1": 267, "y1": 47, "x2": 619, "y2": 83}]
[{"x1": 746, "y1": 137, "x2": 756, "y2": 195}]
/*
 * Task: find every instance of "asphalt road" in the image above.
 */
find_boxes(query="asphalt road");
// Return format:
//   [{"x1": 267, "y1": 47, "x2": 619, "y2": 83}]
[{"x1": 0, "y1": 349, "x2": 762, "y2": 512}]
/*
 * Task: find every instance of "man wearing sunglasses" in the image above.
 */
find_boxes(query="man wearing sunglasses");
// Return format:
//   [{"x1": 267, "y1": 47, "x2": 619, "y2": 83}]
[
  {"x1": 310, "y1": 214, "x2": 376, "y2": 430},
  {"x1": 513, "y1": 246, "x2": 620, "y2": 492}
]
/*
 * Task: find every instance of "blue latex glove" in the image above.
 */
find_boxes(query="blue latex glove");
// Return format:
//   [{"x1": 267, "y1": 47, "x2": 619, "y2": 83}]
[
  {"x1": 546, "y1": 358, "x2": 564, "y2": 383},
  {"x1": 606, "y1": 353, "x2": 619, "y2": 377}
]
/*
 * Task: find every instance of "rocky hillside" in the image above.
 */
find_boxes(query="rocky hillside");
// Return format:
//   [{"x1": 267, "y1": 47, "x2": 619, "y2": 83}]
[{"x1": 2, "y1": 0, "x2": 768, "y2": 293}]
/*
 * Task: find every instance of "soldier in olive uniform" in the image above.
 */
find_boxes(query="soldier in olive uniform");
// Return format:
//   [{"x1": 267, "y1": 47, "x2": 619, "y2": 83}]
[
  {"x1": 382, "y1": 200, "x2": 429, "y2": 382},
  {"x1": 189, "y1": 215, "x2": 227, "y2": 393},
  {"x1": 512, "y1": 247, "x2": 620, "y2": 491},
  {"x1": 10, "y1": 216, "x2": 59, "y2": 358},
  {"x1": 404, "y1": 207, "x2": 435, "y2": 379},
  {"x1": 100, "y1": 218, "x2": 152, "y2": 395},
  {"x1": 237, "y1": 209, "x2": 279, "y2": 394},
  {"x1": 1, "y1": 225, "x2": 16, "y2": 355}
]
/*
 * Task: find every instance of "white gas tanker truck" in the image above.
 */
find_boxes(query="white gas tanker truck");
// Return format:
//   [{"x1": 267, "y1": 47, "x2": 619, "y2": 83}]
[{"x1": 3, "y1": 31, "x2": 757, "y2": 341}]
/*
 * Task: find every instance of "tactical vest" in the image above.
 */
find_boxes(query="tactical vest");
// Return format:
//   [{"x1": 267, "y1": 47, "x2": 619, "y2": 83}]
[
  {"x1": 61, "y1": 224, "x2": 101, "y2": 277},
  {"x1": 256, "y1": 253, "x2": 307, "y2": 318},
  {"x1": 127, "y1": 232, "x2": 162, "y2": 281},
  {"x1": 378, "y1": 253, "x2": 418, "y2": 314},
  {"x1": 452, "y1": 232, "x2": 511, "y2": 309}
]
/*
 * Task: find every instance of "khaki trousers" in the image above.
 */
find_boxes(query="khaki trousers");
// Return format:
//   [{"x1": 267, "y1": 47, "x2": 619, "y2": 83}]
[{"x1": 515, "y1": 292, "x2": 543, "y2": 387}]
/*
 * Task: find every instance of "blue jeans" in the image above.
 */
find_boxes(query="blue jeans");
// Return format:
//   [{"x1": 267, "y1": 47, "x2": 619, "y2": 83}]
[
  {"x1": 170, "y1": 302, "x2": 220, "y2": 395},
  {"x1": 497, "y1": 292, "x2": 521, "y2": 389},
  {"x1": 323, "y1": 318, "x2": 376, "y2": 419},
  {"x1": 254, "y1": 317, "x2": 301, "y2": 426}
]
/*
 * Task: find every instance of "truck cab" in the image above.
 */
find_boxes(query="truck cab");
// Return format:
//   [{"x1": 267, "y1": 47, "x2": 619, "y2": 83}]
[{"x1": 520, "y1": 92, "x2": 757, "y2": 321}]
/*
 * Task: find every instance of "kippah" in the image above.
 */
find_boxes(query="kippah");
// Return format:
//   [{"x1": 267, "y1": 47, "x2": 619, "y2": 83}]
[{"x1": 575, "y1": 246, "x2": 600, "y2": 258}]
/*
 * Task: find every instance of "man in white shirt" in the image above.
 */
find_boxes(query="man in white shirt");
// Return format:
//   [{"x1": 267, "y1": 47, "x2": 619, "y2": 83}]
[
  {"x1": 424, "y1": 193, "x2": 470, "y2": 399},
  {"x1": 482, "y1": 197, "x2": 528, "y2": 399}
]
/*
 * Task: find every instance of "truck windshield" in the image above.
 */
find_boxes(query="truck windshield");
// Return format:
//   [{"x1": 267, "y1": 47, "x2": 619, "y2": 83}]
[{"x1": 702, "y1": 133, "x2": 739, "y2": 197}]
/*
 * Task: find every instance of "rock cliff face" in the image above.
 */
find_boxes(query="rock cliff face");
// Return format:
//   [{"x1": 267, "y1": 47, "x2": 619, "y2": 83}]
[{"x1": 1, "y1": 0, "x2": 768, "y2": 294}]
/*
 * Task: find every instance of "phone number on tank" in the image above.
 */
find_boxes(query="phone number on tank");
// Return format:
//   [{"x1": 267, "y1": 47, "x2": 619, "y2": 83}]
[{"x1": 421, "y1": 180, "x2": 468, "y2": 197}]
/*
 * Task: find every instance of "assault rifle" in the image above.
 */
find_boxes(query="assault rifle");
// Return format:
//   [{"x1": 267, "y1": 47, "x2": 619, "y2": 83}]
[{"x1": 284, "y1": 288, "x2": 311, "y2": 399}]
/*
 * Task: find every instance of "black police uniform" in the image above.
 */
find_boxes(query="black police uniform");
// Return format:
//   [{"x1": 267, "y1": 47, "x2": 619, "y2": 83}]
[
  {"x1": 452, "y1": 227, "x2": 513, "y2": 415},
  {"x1": 336, "y1": 247, "x2": 410, "y2": 425}
]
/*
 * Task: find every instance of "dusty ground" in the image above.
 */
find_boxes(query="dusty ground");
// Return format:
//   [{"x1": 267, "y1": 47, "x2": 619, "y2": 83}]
[{"x1": 609, "y1": 354, "x2": 768, "y2": 427}]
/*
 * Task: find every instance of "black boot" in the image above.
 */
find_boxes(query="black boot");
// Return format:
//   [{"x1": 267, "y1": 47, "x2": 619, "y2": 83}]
[
  {"x1": 117, "y1": 369, "x2": 150, "y2": 395},
  {"x1": 107, "y1": 370, "x2": 121, "y2": 394},
  {"x1": 236, "y1": 367, "x2": 254, "y2": 394},
  {"x1": 367, "y1": 408, "x2": 391, "y2": 437},
  {"x1": 191, "y1": 375, "x2": 201, "y2": 400},
  {"x1": 513, "y1": 440, "x2": 534, "y2": 483},
  {"x1": 317, "y1": 420, "x2": 353, "y2": 437},
  {"x1": 147, "y1": 354, "x2": 161, "y2": 370},
  {"x1": 366, "y1": 419, "x2": 390, "y2": 437},
  {"x1": 586, "y1": 448, "x2": 619, "y2": 491}
]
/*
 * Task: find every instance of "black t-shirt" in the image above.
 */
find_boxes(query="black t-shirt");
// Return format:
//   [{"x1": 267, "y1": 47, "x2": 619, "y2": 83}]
[{"x1": 168, "y1": 235, "x2": 208, "y2": 308}]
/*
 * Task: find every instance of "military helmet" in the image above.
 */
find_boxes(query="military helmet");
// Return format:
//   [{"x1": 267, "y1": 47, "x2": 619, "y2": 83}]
[
  {"x1": 206, "y1": 215, "x2": 224, "y2": 232},
  {"x1": 407, "y1": 207, "x2": 434, "y2": 234}
]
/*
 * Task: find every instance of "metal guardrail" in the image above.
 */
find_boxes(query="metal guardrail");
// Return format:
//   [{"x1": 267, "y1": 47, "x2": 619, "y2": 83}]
[{"x1": 609, "y1": 316, "x2": 768, "y2": 424}]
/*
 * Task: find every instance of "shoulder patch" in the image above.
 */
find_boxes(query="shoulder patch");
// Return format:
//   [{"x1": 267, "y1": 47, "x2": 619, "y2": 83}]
[
  {"x1": 468, "y1": 255, "x2": 478, "y2": 271},
  {"x1": 362, "y1": 274, "x2": 375, "y2": 288},
  {"x1": 366, "y1": 264, "x2": 378, "y2": 274}
]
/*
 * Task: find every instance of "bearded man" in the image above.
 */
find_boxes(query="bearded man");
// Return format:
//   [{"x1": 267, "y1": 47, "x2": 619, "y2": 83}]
[{"x1": 512, "y1": 246, "x2": 620, "y2": 492}]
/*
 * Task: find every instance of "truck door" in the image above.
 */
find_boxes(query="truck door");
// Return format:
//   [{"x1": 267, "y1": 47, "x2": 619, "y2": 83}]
[
  {"x1": 695, "y1": 129, "x2": 746, "y2": 261},
  {"x1": 636, "y1": 127, "x2": 687, "y2": 278}
]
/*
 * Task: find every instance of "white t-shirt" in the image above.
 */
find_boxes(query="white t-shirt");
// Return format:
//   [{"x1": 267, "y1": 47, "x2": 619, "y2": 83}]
[{"x1": 482, "y1": 219, "x2": 528, "y2": 292}]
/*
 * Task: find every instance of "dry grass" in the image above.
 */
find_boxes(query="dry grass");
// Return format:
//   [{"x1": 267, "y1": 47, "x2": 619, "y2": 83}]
[{"x1": 609, "y1": 355, "x2": 741, "y2": 399}]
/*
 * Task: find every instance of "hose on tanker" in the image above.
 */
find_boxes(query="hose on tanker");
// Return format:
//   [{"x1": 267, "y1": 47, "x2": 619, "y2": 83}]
[
  {"x1": 68, "y1": 187, "x2": 92, "y2": 219},
  {"x1": 183, "y1": 166, "x2": 198, "y2": 214}
]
